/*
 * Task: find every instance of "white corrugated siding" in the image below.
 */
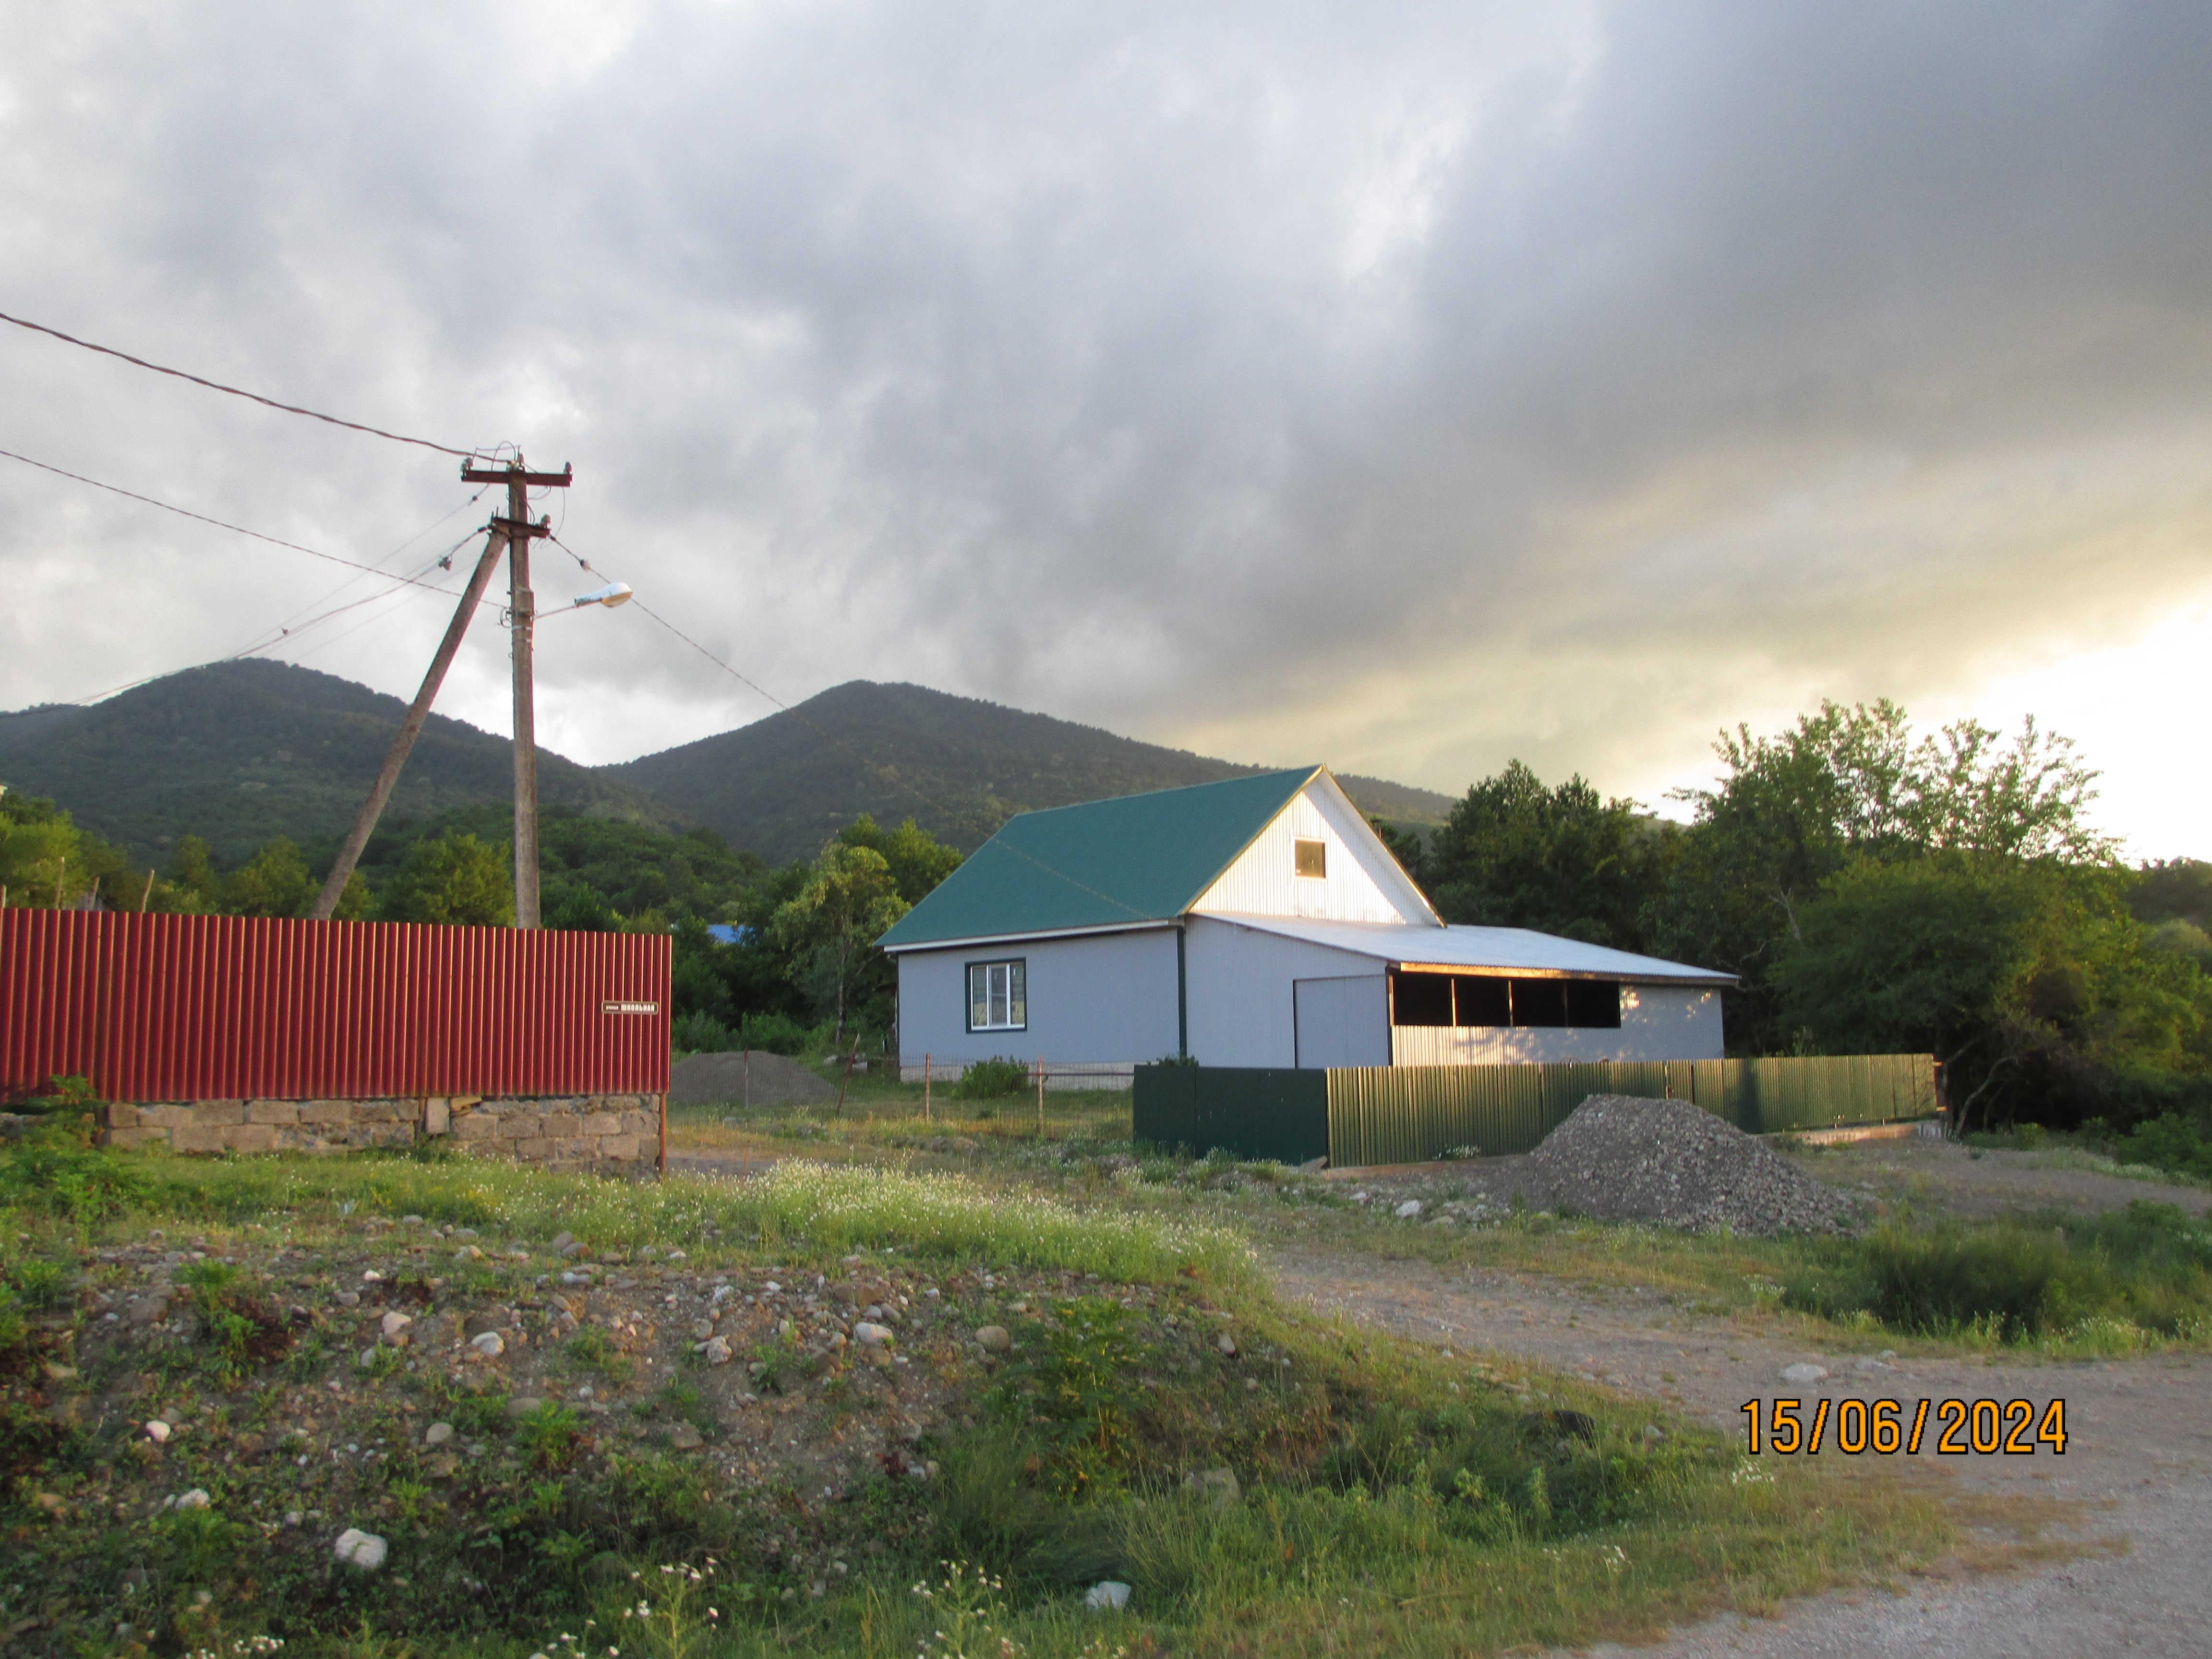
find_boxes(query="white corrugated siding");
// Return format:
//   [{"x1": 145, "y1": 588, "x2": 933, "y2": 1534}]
[
  {"x1": 1389, "y1": 985, "x2": 1724, "y2": 1064},
  {"x1": 1191, "y1": 779, "x2": 1422, "y2": 923}
]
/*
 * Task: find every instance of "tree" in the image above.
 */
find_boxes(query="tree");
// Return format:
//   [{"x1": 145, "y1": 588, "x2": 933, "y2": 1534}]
[
  {"x1": 769, "y1": 843, "x2": 911, "y2": 1042},
  {"x1": 1772, "y1": 857, "x2": 2211, "y2": 1130},
  {"x1": 223, "y1": 838, "x2": 319, "y2": 917},
  {"x1": 1421, "y1": 761, "x2": 1675, "y2": 950},
  {"x1": 1648, "y1": 700, "x2": 2115, "y2": 1051},
  {"x1": 835, "y1": 814, "x2": 963, "y2": 905},
  {"x1": 2130, "y1": 860, "x2": 2212, "y2": 931},
  {"x1": 169, "y1": 836, "x2": 222, "y2": 906},
  {"x1": 380, "y1": 832, "x2": 514, "y2": 926},
  {"x1": 1, "y1": 787, "x2": 85, "y2": 907}
]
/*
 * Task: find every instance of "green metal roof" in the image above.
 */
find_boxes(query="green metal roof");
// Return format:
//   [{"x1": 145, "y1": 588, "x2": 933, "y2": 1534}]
[{"x1": 878, "y1": 767, "x2": 1322, "y2": 950}]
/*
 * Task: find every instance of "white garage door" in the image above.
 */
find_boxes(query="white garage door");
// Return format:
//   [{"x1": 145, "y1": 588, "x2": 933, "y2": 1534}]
[{"x1": 1293, "y1": 974, "x2": 1389, "y2": 1069}]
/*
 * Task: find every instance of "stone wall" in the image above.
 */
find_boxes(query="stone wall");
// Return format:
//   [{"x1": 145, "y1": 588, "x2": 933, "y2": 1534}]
[{"x1": 97, "y1": 1093, "x2": 662, "y2": 1170}]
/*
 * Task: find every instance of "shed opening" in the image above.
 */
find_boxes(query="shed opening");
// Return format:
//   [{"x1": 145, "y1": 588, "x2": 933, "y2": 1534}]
[{"x1": 1387, "y1": 971, "x2": 1625, "y2": 1030}]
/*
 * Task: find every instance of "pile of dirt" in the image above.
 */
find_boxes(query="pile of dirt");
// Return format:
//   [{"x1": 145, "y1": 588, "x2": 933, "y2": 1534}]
[
  {"x1": 1519, "y1": 1094, "x2": 1863, "y2": 1236},
  {"x1": 670, "y1": 1049, "x2": 838, "y2": 1108}
]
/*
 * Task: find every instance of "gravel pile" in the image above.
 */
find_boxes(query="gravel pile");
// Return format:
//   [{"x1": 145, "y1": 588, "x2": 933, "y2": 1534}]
[
  {"x1": 1519, "y1": 1094, "x2": 1863, "y2": 1235},
  {"x1": 669, "y1": 1050, "x2": 837, "y2": 1108}
]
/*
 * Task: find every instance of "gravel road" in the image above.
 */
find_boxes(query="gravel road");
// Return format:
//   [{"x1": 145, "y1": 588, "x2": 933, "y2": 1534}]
[{"x1": 1270, "y1": 1248, "x2": 2212, "y2": 1656}]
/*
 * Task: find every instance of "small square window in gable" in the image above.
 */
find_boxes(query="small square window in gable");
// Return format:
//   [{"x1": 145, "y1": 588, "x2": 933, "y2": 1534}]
[{"x1": 1293, "y1": 837, "x2": 1327, "y2": 879}]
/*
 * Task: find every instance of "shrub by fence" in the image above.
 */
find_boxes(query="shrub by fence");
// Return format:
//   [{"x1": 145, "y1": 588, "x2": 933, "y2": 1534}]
[{"x1": 1134, "y1": 1054, "x2": 1937, "y2": 1167}]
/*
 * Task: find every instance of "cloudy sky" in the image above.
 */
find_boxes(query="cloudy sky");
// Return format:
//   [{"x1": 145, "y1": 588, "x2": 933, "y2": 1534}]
[{"x1": 4, "y1": 2, "x2": 2211, "y2": 855}]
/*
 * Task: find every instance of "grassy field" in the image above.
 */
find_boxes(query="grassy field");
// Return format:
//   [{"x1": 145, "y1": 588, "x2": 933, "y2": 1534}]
[
  {"x1": 670, "y1": 1067, "x2": 2212, "y2": 1361},
  {"x1": 0, "y1": 1121, "x2": 1995, "y2": 1659}
]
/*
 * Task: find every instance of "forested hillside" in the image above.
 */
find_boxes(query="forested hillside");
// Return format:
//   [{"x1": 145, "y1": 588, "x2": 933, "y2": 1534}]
[
  {"x1": 0, "y1": 666, "x2": 1452, "y2": 867},
  {"x1": 603, "y1": 679, "x2": 1453, "y2": 860},
  {"x1": 0, "y1": 660, "x2": 673, "y2": 866}
]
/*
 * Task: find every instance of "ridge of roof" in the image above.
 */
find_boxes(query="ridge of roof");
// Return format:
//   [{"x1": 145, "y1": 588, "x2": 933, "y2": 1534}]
[{"x1": 878, "y1": 766, "x2": 1322, "y2": 950}]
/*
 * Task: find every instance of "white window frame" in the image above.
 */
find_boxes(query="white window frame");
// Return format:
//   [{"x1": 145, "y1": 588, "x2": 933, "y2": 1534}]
[
  {"x1": 1293, "y1": 837, "x2": 1328, "y2": 879},
  {"x1": 966, "y1": 959, "x2": 1028, "y2": 1032}
]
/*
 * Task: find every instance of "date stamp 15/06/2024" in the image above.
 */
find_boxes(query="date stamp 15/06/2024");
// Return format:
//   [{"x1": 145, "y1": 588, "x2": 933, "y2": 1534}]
[{"x1": 1741, "y1": 1397, "x2": 2068, "y2": 1457}]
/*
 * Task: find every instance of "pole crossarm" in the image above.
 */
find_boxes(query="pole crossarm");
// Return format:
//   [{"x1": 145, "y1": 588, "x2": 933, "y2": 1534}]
[{"x1": 461, "y1": 462, "x2": 572, "y2": 488}]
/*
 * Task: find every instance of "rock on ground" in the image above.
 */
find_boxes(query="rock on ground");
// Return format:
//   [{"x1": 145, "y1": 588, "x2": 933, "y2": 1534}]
[
  {"x1": 670, "y1": 1050, "x2": 837, "y2": 1108},
  {"x1": 334, "y1": 1528, "x2": 388, "y2": 1571},
  {"x1": 1517, "y1": 1095, "x2": 1863, "y2": 1236}
]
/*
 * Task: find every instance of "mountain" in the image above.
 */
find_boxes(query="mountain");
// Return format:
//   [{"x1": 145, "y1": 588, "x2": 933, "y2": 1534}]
[
  {"x1": 0, "y1": 660, "x2": 676, "y2": 865},
  {"x1": 602, "y1": 680, "x2": 1455, "y2": 861},
  {"x1": 0, "y1": 664, "x2": 1457, "y2": 869}
]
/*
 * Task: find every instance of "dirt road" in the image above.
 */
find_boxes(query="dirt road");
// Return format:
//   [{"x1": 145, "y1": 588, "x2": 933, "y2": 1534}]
[{"x1": 1271, "y1": 1249, "x2": 2212, "y2": 1656}]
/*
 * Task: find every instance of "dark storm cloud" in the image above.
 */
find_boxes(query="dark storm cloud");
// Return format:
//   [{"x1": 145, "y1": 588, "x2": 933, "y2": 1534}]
[{"x1": 3, "y1": 2, "x2": 2210, "y2": 816}]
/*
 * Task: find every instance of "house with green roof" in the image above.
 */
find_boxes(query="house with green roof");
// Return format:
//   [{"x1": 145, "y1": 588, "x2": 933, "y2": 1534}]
[{"x1": 879, "y1": 766, "x2": 1731, "y2": 1082}]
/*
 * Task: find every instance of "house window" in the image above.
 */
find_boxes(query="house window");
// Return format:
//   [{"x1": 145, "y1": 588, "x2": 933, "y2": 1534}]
[
  {"x1": 1293, "y1": 837, "x2": 1327, "y2": 879},
  {"x1": 966, "y1": 960, "x2": 1027, "y2": 1032}
]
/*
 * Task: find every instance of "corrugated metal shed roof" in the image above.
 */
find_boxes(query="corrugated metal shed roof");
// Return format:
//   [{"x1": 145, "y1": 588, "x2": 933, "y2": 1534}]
[
  {"x1": 1204, "y1": 914, "x2": 1735, "y2": 984},
  {"x1": 878, "y1": 767, "x2": 1321, "y2": 950}
]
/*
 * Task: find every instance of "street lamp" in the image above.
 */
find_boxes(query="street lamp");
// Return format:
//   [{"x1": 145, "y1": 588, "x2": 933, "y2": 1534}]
[{"x1": 567, "y1": 580, "x2": 633, "y2": 610}]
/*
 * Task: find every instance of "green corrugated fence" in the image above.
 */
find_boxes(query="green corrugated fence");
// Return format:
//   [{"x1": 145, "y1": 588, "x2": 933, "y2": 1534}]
[{"x1": 1133, "y1": 1054, "x2": 1936, "y2": 1166}]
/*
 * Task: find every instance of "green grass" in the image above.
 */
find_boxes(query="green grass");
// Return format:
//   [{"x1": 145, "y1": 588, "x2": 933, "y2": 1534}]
[
  {"x1": 25, "y1": 1147, "x2": 1252, "y2": 1291},
  {"x1": 1781, "y1": 1201, "x2": 2212, "y2": 1345},
  {"x1": 0, "y1": 1132, "x2": 2011, "y2": 1659}
]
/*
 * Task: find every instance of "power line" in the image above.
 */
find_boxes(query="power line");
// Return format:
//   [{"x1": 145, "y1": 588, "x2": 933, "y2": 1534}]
[
  {"x1": 224, "y1": 533, "x2": 482, "y2": 663},
  {"x1": 0, "y1": 307, "x2": 479, "y2": 458},
  {"x1": 0, "y1": 444, "x2": 493, "y2": 599},
  {"x1": 250, "y1": 495, "x2": 490, "y2": 649},
  {"x1": 550, "y1": 532, "x2": 1152, "y2": 920}
]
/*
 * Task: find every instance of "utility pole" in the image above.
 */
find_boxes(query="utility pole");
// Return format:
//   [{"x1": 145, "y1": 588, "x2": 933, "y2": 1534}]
[
  {"x1": 311, "y1": 522, "x2": 512, "y2": 919},
  {"x1": 460, "y1": 458, "x2": 572, "y2": 930}
]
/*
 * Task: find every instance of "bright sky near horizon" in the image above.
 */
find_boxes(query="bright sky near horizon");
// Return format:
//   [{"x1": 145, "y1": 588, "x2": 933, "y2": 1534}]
[{"x1": 2, "y1": 4, "x2": 2208, "y2": 859}]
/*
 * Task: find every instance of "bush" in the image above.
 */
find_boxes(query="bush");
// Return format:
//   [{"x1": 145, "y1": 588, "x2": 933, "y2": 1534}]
[
  {"x1": 14, "y1": 1074, "x2": 100, "y2": 1118},
  {"x1": 954, "y1": 1057, "x2": 1033, "y2": 1100},
  {"x1": 1784, "y1": 1203, "x2": 2212, "y2": 1340},
  {"x1": 0, "y1": 1138, "x2": 151, "y2": 1223},
  {"x1": 2117, "y1": 1113, "x2": 2212, "y2": 1180},
  {"x1": 738, "y1": 1010, "x2": 816, "y2": 1055},
  {"x1": 672, "y1": 1011, "x2": 734, "y2": 1054}
]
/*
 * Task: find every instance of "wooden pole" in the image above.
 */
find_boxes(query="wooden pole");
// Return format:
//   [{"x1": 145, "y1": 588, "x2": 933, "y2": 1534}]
[
  {"x1": 657, "y1": 1091, "x2": 668, "y2": 1177},
  {"x1": 311, "y1": 523, "x2": 511, "y2": 919},
  {"x1": 506, "y1": 468, "x2": 540, "y2": 930},
  {"x1": 1034, "y1": 1056, "x2": 1044, "y2": 1137},
  {"x1": 743, "y1": 1048, "x2": 751, "y2": 1110},
  {"x1": 460, "y1": 459, "x2": 571, "y2": 929},
  {"x1": 138, "y1": 869, "x2": 156, "y2": 913},
  {"x1": 836, "y1": 1041, "x2": 857, "y2": 1117},
  {"x1": 923, "y1": 1053, "x2": 931, "y2": 1123}
]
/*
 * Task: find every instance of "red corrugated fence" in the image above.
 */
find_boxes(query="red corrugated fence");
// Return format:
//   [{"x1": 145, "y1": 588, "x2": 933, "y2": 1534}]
[{"x1": 0, "y1": 910, "x2": 671, "y2": 1104}]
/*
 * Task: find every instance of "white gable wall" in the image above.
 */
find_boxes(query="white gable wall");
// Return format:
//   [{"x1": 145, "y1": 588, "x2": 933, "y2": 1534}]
[{"x1": 1191, "y1": 777, "x2": 1430, "y2": 924}]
